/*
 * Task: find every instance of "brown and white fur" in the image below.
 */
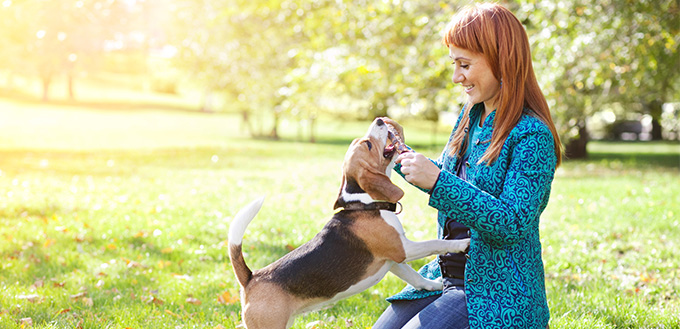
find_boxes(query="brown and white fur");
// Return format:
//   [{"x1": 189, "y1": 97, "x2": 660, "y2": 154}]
[{"x1": 228, "y1": 118, "x2": 470, "y2": 329}]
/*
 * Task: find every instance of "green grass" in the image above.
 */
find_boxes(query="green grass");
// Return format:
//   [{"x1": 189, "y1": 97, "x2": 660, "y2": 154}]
[{"x1": 0, "y1": 96, "x2": 678, "y2": 328}]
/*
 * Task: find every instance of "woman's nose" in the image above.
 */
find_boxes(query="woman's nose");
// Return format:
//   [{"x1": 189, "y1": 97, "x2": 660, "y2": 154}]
[{"x1": 452, "y1": 70, "x2": 464, "y2": 84}]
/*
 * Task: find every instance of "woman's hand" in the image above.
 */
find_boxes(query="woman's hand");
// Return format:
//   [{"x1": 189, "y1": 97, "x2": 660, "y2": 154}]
[{"x1": 397, "y1": 152, "x2": 440, "y2": 190}]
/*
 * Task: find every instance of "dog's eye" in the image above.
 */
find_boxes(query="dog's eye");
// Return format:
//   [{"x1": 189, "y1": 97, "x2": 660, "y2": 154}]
[{"x1": 365, "y1": 141, "x2": 373, "y2": 151}]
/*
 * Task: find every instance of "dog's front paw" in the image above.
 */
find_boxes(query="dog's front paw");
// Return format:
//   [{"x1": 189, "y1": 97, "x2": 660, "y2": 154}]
[
  {"x1": 448, "y1": 238, "x2": 470, "y2": 253},
  {"x1": 413, "y1": 277, "x2": 444, "y2": 291},
  {"x1": 416, "y1": 277, "x2": 443, "y2": 291}
]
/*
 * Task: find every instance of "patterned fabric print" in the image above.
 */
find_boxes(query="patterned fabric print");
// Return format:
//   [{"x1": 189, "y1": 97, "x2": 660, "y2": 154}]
[{"x1": 387, "y1": 106, "x2": 556, "y2": 329}]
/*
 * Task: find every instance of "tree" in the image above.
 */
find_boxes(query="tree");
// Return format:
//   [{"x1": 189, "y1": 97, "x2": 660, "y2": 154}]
[
  {"x1": 0, "y1": 0, "x2": 138, "y2": 101},
  {"x1": 614, "y1": 0, "x2": 680, "y2": 140},
  {"x1": 513, "y1": 0, "x2": 679, "y2": 157},
  {"x1": 167, "y1": 0, "x2": 678, "y2": 151}
]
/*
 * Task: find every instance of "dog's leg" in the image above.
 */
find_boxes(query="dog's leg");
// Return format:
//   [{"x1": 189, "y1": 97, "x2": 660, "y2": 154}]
[
  {"x1": 389, "y1": 263, "x2": 443, "y2": 291},
  {"x1": 402, "y1": 238, "x2": 469, "y2": 262}
]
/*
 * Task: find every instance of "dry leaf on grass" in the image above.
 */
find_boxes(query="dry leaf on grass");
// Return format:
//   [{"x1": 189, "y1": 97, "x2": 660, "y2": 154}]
[
  {"x1": 141, "y1": 295, "x2": 164, "y2": 305},
  {"x1": 164, "y1": 309, "x2": 180, "y2": 318},
  {"x1": 16, "y1": 294, "x2": 41, "y2": 303},
  {"x1": 19, "y1": 317, "x2": 32, "y2": 327},
  {"x1": 216, "y1": 291, "x2": 239, "y2": 305},
  {"x1": 185, "y1": 297, "x2": 202, "y2": 305}
]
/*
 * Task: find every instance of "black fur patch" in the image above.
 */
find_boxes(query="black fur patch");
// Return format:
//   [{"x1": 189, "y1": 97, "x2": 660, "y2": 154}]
[
  {"x1": 262, "y1": 211, "x2": 375, "y2": 299},
  {"x1": 344, "y1": 177, "x2": 365, "y2": 194}
]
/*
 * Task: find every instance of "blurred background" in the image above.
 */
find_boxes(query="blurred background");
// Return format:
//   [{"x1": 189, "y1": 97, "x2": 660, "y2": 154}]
[{"x1": 0, "y1": 0, "x2": 678, "y2": 157}]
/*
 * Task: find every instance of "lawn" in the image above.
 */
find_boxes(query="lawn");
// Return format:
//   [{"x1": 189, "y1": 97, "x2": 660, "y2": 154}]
[{"x1": 0, "y1": 97, "x2": 678, "y2": 328}]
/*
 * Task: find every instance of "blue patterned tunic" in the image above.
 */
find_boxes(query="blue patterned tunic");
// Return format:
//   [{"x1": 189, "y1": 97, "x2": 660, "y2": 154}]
[{"x1": 388, "y1": 104, "x2": 555, "y2": 329}]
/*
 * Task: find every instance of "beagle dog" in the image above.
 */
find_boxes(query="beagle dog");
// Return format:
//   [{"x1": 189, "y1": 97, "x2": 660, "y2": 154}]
[{"x1": 228, "y1": 118, "x2": 469, "y2": 329}]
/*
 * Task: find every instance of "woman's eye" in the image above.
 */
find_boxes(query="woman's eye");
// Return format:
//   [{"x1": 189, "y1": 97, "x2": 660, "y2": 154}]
[{"x1": 460, "y1": 64, "x2": 469, "y2": 69}]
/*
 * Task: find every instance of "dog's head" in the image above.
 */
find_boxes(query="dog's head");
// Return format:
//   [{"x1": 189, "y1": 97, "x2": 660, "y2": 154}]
[{"x1": 334, "y1": 118, "x2": 404, "y2": 209}]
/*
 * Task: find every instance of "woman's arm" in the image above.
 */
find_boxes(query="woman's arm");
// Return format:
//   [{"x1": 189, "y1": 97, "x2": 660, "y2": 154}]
[
  {"x1": 394, "y1": 153, "x2": 442, "y2": 193},
  {"x1": 427, "y1": 127, "x2": 557, "y2": 246}
]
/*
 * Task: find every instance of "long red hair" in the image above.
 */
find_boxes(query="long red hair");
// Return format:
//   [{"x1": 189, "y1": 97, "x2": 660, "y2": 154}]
[{"x1": 443, "y1": 3, "x2": 562, "y2": 166}]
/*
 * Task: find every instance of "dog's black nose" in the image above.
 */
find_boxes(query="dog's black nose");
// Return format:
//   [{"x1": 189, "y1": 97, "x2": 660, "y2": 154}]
[{"x1": 376, "y1": 118, "x2": 385, "y2": 126}]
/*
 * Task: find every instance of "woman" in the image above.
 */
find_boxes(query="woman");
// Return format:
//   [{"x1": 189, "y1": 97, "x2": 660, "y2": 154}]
[{"x1": 373, "y1": 3, "x2": 562, "y2": 329}]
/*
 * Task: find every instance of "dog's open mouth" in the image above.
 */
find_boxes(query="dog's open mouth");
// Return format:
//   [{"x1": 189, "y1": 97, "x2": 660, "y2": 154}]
[
  {"x1": 383, "y1": 131, "x2": 398, "y2": 159},
  {"x1": 384, "y1": 142, "x2": 397, "y2": 159}
]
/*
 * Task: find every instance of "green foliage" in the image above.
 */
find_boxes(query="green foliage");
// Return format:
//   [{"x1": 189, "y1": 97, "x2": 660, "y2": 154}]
[
  {"x1": 169, "y1": 0, "x2": 679, "y2": 149},
  {"x1": 514, "y1": 0, "x2": 680, "y2": 146},
  {"x1": 1, "y1": 0, "x2": 678, "y2": 146}
]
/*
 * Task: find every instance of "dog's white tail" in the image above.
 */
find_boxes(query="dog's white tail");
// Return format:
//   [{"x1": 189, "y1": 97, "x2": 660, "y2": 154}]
[{"x1": 228, "y1": 197, "x2": 265, "y2": 288}]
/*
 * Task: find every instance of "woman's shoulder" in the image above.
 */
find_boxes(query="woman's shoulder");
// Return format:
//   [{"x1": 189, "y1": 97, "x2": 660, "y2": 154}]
[{"x1": 511, "y1": 108, "x2": 552, "y2": 137}]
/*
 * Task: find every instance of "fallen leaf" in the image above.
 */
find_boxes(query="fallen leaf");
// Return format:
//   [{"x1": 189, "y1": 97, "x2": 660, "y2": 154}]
[
  {"x1": 53, "y1": 281, "x2": 66, "y2": 288},
  {"x1": 306, "y1": 320, "x2": 323, "y2": 329},
  {"x1": 19, "y1": 317, "x2": 32, "y2": 327},
  {"x1": 216, "y1": 291, "x2": 239, "y2": 305},
  {"x1": 133, "y1": 231, "x2": 148, "y2": 238},
  {"x1": 161, "y1": 247, "x2": 173, "y2": 254},
  {"x1": 55, "y1": 309, "x2": 71, "y2": 315},
  {"x1": 122, "y1": 258, "x2": 142, "y2": 268},
  {"x1": 16, "y1": 294, "x2": 41, "y2": 303},
  {"x1": 70, "y1": 292, "x2": 87, "y2": 300},
  {"x1": 172, "y1": 273, "x2": 192, "y2": 281},
  {"x1": 81, "y1": 297, "x2": 94, "y2": 307},
  {"x1": 43, "y1": 238, "x2": 56, "y2": 248},
  {"x1": 31, "y1": 279, "x2": 44, "y2": 289},
  {"x1": 142, "y1": 295, "x2": 164, "y2": 305},
  {"x1": 164, "y1": 309, "x2": 180, "y2": 318},
  {"x1": 185, "y1": 297, "x2": 201, "y2": 305},
  {"x1": 157, "y1": 260, "x2": 172, "y2": 269}
]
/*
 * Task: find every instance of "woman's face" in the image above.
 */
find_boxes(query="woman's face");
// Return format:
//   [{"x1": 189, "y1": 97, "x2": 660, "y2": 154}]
[{"x1": 449, "y1": 45, "x2": 500, "y2": 112}]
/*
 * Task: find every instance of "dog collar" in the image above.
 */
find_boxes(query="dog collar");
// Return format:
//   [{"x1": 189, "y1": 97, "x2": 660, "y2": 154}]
[{"x1": 340, "y1": 201, "x2": 402, "y2": 214}]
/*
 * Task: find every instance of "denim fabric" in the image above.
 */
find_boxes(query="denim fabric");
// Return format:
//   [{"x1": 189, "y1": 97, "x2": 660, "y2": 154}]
[{"x1": 374, "y1": 279, "x2": 469, "y2": 329}]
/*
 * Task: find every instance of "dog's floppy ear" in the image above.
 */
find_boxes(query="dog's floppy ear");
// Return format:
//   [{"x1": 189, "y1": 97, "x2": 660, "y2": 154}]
[
  {"x1": 357, "y1": 167, "x2": 404, "y2": 203},
  {"x1": 333, "y1": 174, "x2": 346, "y2": 210}
]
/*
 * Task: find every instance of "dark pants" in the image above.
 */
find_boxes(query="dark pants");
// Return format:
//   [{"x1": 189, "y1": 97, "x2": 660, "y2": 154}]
[{"x1": 373, "y1": 278, "x2": 469, "y2": 329}]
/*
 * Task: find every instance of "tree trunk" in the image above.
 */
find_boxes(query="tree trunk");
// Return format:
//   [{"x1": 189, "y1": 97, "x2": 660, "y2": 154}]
[
  {"x1": 309, "y1": 115, "x2": 316, "y2": 143},
  {"x1": 241, "y1": 110, "x2": 254, "y2": 137},
  {"x1": 269, "y1": 111, "x2": 280, "y2": 140},
  {"x1": 648, "y1": 100, "x2": 664, "y2": 141},
  {"x1": 41, "y1": 75, "x2": 51, "y2": 101},
  {"x1": 200, "y1": 89, "x2": 212, "y2": 112},
  {"x1": 565, "y1": 122, "x2": 589, "y2": 159},
  {"x1": 68, "y1": 73, "x2": 75, "y2": 100}
]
